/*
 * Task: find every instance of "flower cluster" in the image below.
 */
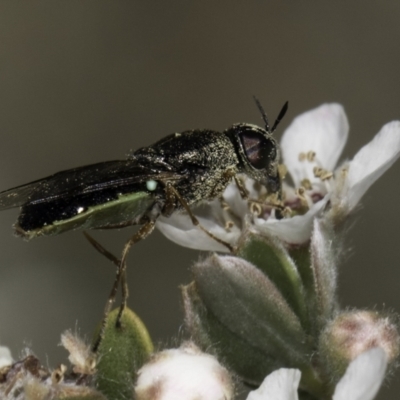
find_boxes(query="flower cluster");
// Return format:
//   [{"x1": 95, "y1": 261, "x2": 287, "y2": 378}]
[{"x1": 153, "y1": 104, "x2": 400, "y2": 399}]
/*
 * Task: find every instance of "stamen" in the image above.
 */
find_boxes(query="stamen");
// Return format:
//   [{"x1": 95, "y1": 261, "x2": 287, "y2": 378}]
[
  {"x1": 340, "y1": 166, "x2": 349, "y2": 178},
  {"x1": 313, "y1": 166, "x2": 322, "y2": 176},
  {"x1": 278, "y1": 164, "x2": 288, "y2": 180},
  {"x1": 295, "y1": 186, "x2": 313, "y2": 209},
  {"x1": 306, "y1": 151, "x2": 316, "y2": 162},
  {"x1": 323, "y1": 179, "x2": 332, "y2": 193},
  {"x1": 220, "y1": 199, "x2": 231, "y2": 211},
  {"x1": 249, "y1": 201, "x2": 263, "y2": 217},
  {"x1": 298, "y1": 152, "x2": 307, "y2": 161},
  {"x1": 266, "y1": 193, "x2": 284, "y2": 208},
  {"x1": 300, "y1": 178, "x2": 313, "y2": 190},
  {"x1": 313, "y1": 167, "x2": 333, "y2": 181},
  {"x1": 51, "y1": 364, "x2": 67, "y2": 384},
  {"x1": 282, "y1": 206, "x2": 292, "y2": 218},
  {"x1": 225, "y1": 221, "x2": 235, "y2": 232},
  {"x1": 327, "y1": 165, "x2": 347, "y2": 194},
  {"x1": 298, "y1": 151, "x2": 316, "y2": 162}
]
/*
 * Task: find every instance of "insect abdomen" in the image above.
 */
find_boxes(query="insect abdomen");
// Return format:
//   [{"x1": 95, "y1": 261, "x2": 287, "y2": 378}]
[{"x1": 16, "y1": 190, "x2": 155, "y2": 239}]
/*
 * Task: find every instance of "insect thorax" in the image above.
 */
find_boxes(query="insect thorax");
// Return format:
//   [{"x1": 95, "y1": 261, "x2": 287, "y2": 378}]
[{"x1": 135, "y1": 129, "x2": 240, "y2": 206}]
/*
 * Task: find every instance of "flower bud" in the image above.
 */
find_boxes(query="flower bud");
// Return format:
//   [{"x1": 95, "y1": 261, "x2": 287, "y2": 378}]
[
  {"x1": 182, "y1": 253, "x2": 313, "y2": 385},
  {"x1": 319, "y1": 310, "x2": 400, "y2": 380},
  {"x1": 134, "y1": 342, "x2": 234, "y2": 400},
  {"x1": 94, "y1": 307, "x2": 153, "y2": 400},
  {"x1": 61, "y1": 331, "x2": 96, "y2": 375}
]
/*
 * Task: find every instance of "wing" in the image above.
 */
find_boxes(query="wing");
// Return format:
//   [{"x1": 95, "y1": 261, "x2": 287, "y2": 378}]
[{"x1": 0, "y1": 160, "x2": 184, "y2": 210}]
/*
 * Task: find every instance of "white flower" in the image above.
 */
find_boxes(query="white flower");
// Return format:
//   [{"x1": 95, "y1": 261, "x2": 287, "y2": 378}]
[
  {"x1": 246, "y1": 368, "x2": 301, "y2": 400},
  {"x1": 0, "y1": 345, "x2": 13, "y2": 368},
  {"x1": 247, "y1": 347, "x2": 387, "y2": 400},
  {"x1": 157, "y1": 104, "x2": 400, "y2": 251},
  {"x1": 134, "y1": 342, "x2": 234, "y2": 400}
]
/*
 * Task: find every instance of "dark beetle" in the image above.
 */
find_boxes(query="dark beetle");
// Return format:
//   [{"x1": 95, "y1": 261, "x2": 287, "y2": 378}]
[{"x1": 0, "y1": 100, "x2": 288, "y2": 246}]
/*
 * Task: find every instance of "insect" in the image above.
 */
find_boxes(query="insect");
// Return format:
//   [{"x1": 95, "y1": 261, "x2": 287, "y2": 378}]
[
  {"x1": 0, "y1": 99, "x2": 288, "y2": 247},
  {"x1": 0, "y1": 98, "x2": 288, "y2": 349}
]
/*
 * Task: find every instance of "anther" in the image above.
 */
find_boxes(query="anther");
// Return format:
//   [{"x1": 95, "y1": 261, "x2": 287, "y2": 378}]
[
  {"x1": 298, "y1": 152, "x2": 306, "y2": 161},
  {"x1": 220, "y1": 200, "x2": 231, "y2": 211},
  {"x1": 320, "y1": 171, "x2": 333, "y2": 180},
  {"x1": 313, "y1": 166, "x2": 323, "y2": 177},
  {"x1": 340, "y1": 166, "x2": 349, "y2": 178},
  {"x1": 278, "y1": 164, "x2": 288, "y2": 180},
  {"x1": 51, "y1": 364, "x2": 67, "y2": 384},
  {"x1": 306, "y1": 151, "x2": 316, "y2": 162},
  {"x1": 314, "y1": 167, "x2": 333, "y2": 181},
  {"x1": 225, "y1": 221, "x2": 235, "y2": 232},
  {"x1": 266, "y1": 193, "x2": 284, "y2": 208},
  {"x1": 250, "y1": 201, "x2": 263, "y2": 217},
  {"x1": 300, "y1": 178, "x2": 313, "y2": 190},
  {"x1": 295, "y1": 186, "x2": 312, "y2": 209}
]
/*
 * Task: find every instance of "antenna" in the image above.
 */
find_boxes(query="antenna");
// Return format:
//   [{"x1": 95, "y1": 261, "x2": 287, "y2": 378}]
[
  {"x1": 253, "y1": 96, "x2": 270, "y2": 132},
  {"x1": 271, "y1": 101, "x2": 289, "y2": 133},
  {"x1": 253, "y1": 97, "x2": 289, "y2": 133}
]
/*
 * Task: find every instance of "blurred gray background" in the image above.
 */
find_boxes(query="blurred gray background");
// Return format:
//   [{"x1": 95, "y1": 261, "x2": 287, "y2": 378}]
[{"x1": 0, "y1": 1, "x2": 399, "y2": 398}]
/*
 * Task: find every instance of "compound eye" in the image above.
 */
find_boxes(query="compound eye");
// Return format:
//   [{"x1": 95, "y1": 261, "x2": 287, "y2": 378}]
[{"x1": 240, "y1": 130, "x2": 277, "y2": 169}]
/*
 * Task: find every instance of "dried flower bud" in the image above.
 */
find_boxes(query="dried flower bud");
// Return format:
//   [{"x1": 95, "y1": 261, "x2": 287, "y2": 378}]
[
  {"x1": 319, "y1": 310, "x2": 400, "y2": 380},
  {"x1": 134, "y1": 342, "x2": 234, "y2": 400},
  {"x1": 61, "y1": 331, "x2": 96, "y2": 375}
]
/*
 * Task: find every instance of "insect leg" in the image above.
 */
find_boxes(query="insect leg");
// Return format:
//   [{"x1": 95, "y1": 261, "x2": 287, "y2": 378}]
[
  {"x1": 165, "y1": 182, "x2": 234, "y2": 252},
  {"x1": 222, "y1": 168, "x2": 248, "y2": 200},
  {"x1": 83, "y1": 232, "x2": 126, "y2": 353},
  {"x1": 233, "y1": 176, "x2": 249, "y2": 200},
  {"x1": 116, "y1": 220, "x2": 156, "y2": 325}
]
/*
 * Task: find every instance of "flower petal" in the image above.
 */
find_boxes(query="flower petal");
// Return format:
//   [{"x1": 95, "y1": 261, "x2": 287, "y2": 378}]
[
  {"x1": 254, "y1": 197, "x2": 329, "y2": 245},
  {"x1": 223, "y1": 180, "x2": 249, "y2": 218},
  {"x1": 247, "y1": 369, "x2": 300, "y2": 400},
  {"x1": 334, "y1": 121, "x2": 400, "y2": 212},
  {"x1": 333, "y1": 347, "x2": 387, "y2": 400},
  {"x1": 156, "y1": 212, "x2": 239, "y2": 252},
  {"x1": 281, "y1": 104, "x2": 349, "y2": 186}
]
